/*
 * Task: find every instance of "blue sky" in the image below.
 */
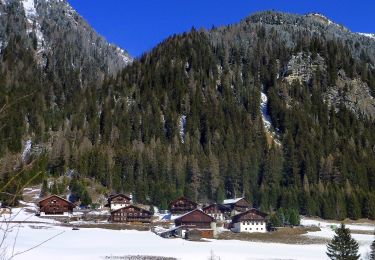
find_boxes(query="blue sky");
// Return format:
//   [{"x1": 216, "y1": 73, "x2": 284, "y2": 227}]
[{"x1": 67, "y1": 0, "x2": 375, "y2": 57}]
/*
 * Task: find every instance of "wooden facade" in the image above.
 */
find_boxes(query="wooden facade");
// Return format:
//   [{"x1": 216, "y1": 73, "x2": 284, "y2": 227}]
[
  {"x1": 223, "y1": 198, "x2": 250, "y2": 213},
  {"x1": 107, "y1": 194, "x2": 132, "y2": 211},
  {"x1": 174, "y1": 209, "x2": 215, "y2": 229},
  {"x1": 202, "y1": 203, "x2": 230, "y2": 221},
  {"x1": 110, "y1": 205, "x2": 152, "y2": 223},
  {"x1": 38, "y1": 195, "x2": 75, "y2": 215},
  {"x1": 169, "y1": 197, "x2": 197, "y2": 214}
]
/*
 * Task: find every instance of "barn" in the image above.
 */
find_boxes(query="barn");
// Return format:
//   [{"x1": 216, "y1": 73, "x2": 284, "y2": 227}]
[
  {"x1": 38, "y1": 195, "x2": 75, "y2": 216},
  {"x1": 231, "y1": 208, "x2": 268, "y2": 233},
  {"x1": 110, "y1": 205, "x2": 152, "y2": 223},
  {"x1": 169, "y1": 196, "x2": 197, "y2": 215},
  {"x1": 174, "y1": 209, "x2": 215, "y2": 229}
]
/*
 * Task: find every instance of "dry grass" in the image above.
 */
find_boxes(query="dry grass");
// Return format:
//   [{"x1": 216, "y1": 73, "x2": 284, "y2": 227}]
[
  {"x1": 350, "y1": 230, "x2": 375, "y2": 235},
  {"x1": 217, "y1": 227, "x2": 329, "y2": 245},
  {"x1": 65, "y1": 223, "x2": 151, "y2": 231}
]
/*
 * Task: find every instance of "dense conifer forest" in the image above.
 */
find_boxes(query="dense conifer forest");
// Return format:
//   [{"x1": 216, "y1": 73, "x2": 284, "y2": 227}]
[{"x1": 1, "y1": 9, "x2": 375, "y2": 220}]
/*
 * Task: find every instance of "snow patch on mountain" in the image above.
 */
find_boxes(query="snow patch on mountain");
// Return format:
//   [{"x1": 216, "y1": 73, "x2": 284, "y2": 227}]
[
  {"x1": 260, "y1": 89, "x2": 281, "y2": 146},
  {"x1": 179, "y1": 115, "x2": 187, "y2": 144},
  {"x1": 115, "y1": 46, "x2": 132, "y2": 64},
  {"x1": 21, "y1": 0, "x2": 47, "y2": 66},
  {"x1": 22, "y1": 139, "x2": 32, "y2": 162},
  {"x1": 260, "y1": 91, "x2": 272, "y2": 131},
  {"x1": 22, "y1": 0, "x2": 37, "y2": 19},
  {"x1": 358, "y1": 33, "x2": 375, "y2": 40}
]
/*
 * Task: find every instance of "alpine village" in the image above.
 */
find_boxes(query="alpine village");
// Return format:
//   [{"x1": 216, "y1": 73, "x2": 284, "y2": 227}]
[{"x1": 0, "y1": 0, "x2": 375, "y2": 259}]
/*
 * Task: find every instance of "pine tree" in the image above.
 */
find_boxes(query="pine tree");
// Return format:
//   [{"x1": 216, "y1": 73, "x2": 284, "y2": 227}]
[
  {"x1": 370, "y1": 232, "x2": 375, "y2": 260},
  {"x1": 326, "y1": 223, "x2": 360, "y2": 260}
]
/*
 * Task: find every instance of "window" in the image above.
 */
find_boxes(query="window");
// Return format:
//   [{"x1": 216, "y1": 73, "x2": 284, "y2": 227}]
[
  {"x1": 256, "y1": 228, "x2": 258, "y2": 230},
  {"x1": 261, "y1": 228, "x2": 263, "y2": 230},
  {"x1": 245, "y1": 228, "x2": 247, "y2": 230}
]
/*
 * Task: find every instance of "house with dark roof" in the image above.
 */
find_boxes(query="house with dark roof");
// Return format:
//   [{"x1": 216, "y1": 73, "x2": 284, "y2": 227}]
[
  {"x1": 231, "y1": 208, "x2": 268, "y2": 233},
  {"x1": 174, "y1": 209, "x2": 217, "y2": 239},
  {"x1": 223, "y1": 197, "x2": 250, "y2": 214},
  {"x1": 174, "y1": 209, "x2": 215, "y2": 229},
  {"x1": 169, "y1": 196, "x2": 197, "y2": 215},
  {"x1": 110, "y1": 205, "x2": 152, "y2": 223},
  {"x1": 38, "y1": 195, "x2": 75, "y2": 216},
  {"x1": 202, "y1": 203, "x2": 231, "y2": 221},
  {"x1": 107, "y1": 193, "x2": 132, "y2": 211}
]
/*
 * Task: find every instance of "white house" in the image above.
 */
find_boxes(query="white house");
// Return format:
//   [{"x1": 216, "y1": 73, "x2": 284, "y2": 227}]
[
  {"x1": 107, "y1": 194, "x2": 132, "y2": 211},
  {"x1": 231, "y1": 208, "x2": 268, "y2": 233}
]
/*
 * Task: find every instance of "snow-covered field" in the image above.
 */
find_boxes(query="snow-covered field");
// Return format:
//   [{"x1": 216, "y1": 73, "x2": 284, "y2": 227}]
[
  {"x1": 0, "y1": 208, "x2": 373, "y2": 260},
  {"x1": 1, "y1": 205, "x2": 374, "y2": 260}
]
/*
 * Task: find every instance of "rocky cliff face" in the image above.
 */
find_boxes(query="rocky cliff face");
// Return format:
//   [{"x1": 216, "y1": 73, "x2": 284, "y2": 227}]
[
  {"x1": 280, "y1": 52, "x2": 375, "y2": 119},
  {"x1": 0, "y1": 0, "x2": 131, "y2": 81}
]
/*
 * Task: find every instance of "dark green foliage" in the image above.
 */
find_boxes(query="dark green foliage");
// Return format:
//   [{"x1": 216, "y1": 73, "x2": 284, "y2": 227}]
[
  {"x1": 326, "y1": 223, "x2": 360, "y2": 260},
  {"x1": 0, "y1": 9, "x2": 375, "y2": 219},
  {"x1": 288, "y1": 209, "x2": 301, "y2": 226},
  {"x1": 69, "y1": 177, "x2": 91, "y2": 207},
  {"x1": 269, "y1": 213, "x2": 283, "y2": 227}
]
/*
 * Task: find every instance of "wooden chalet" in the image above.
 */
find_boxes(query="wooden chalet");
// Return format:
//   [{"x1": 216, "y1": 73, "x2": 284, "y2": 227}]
[
  {"x1": 110, "y1": 205, "x2": 152, "y2": 223},
  {"x1": 202, "y1": 203, "x2": 231, "y2": 221},
  {"x1": 38, "y1": 195, "x2": 75, "y2": 216},
  {"x1": 107, "y1": 193, "x2": 132, "y2": 211},
  {"x1": 223, "y1": 197, "x2": 250, "y2": 213},
  {"x1": 169, "y1": 196, "x2": 197, "y2": 215},
  {"x1": 231, "y1": 208, "x2": 268, "y2": 233},
  {"x1": 174, "y1": 209, "x2": 215, "y2": 229}
]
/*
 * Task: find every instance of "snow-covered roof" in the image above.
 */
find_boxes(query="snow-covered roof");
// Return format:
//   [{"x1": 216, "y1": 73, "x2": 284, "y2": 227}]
[{"x1": 223, "y1": 198, "x2": 244, "y2": 204}]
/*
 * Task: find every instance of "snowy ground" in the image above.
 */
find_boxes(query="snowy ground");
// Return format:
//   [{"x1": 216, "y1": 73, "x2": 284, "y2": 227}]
[{"x1": 1, "y1": 209, "x2": 373, "y2": 260}]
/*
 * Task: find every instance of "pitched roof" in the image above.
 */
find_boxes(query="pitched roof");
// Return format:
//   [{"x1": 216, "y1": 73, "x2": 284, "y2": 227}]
[
  {"x1": 223, "y1": 197, "x2": 245, "y2": 204},
  {"x1": 111, "y1": 204, "x2": 152, "y2": 214},
  {"x1": 231, "y1": 208, "x2": 268, "y2": 223},
  {"x1": 108, "y1": 193, "x2": 132, "y2": 201},
  {"x1": 174, "y1": 209, "x2": 215, "y2": 222},
  {"x1": 38, "y1": 194, "x2": 75, "y2": 206},
  {"x1": 202, "y1": 203, "x2": 231, "y2": 212}
]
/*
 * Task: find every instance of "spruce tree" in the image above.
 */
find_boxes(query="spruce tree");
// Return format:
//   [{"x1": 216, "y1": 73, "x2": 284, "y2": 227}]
[
  {"x1": 370, "y1": 233, "x2": 375, "y2": 260},
  {"x1": 326, "y1": 223, "x2": 360, "y2": 260}
]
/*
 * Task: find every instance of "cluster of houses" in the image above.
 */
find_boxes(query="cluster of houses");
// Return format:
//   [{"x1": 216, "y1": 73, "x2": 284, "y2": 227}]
[{"x1": 37, "y1": 194, "x2": 268, "y2": 239}]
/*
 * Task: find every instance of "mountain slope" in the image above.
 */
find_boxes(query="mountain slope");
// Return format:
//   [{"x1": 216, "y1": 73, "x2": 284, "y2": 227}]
[
  {"x1": 1, "y1": 9, "x2": 374, "y2": 220},
  {"x1": 0, "y1": 0, "x2": 131, "y2": 154}
]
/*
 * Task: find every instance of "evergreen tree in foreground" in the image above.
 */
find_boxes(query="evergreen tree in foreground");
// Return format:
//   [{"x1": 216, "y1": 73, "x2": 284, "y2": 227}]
[
  {"x1": 370, "y1": 232, "x2": 375, "y2": 260},
  {"x1": 326, "y1": 223, "x2": 360, "y2": 260}
]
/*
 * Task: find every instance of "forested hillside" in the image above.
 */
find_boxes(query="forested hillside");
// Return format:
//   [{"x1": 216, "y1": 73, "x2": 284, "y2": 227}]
[{"x1": 1, "y1": 8, "x2": 375, "y2": 220}]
